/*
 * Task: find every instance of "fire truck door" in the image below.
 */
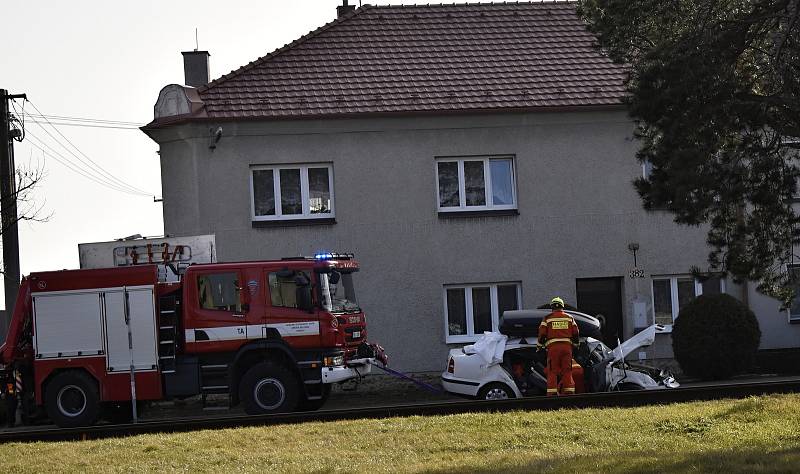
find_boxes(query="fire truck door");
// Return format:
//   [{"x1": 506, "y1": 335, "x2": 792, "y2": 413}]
[
  {"x1": 191, "y1": 271, "x2": 249, "y2": 341},
  {"x1": 104, "y1": 287, "x2": 158, "y2": 372},
  {"x1": 263, "y1": 270, "x2": 321, "y2": 346}
]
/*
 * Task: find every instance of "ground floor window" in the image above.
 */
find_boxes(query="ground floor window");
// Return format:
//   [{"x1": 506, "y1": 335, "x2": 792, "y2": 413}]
[
  {"x1": 444, "y1": 282, "x2": 521, "y2": 343},
  {"x1": 651, "y1": 275, "x2": 725, "y2": 329}
]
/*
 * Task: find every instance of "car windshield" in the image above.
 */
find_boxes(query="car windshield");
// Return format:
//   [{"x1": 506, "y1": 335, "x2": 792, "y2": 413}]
[{"x1": 320, "y1": 271, "x2": 360, "y2": 313}]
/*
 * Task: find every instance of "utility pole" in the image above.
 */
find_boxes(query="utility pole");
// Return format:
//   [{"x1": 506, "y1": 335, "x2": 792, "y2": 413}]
[{"x1": 1, "y1": 89, "x2": 26, "y2": 339}]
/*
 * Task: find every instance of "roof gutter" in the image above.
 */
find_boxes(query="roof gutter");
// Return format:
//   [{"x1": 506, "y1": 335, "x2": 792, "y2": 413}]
[{"x1": 140, "y1": 103, "x2": 628, "y2": 133}]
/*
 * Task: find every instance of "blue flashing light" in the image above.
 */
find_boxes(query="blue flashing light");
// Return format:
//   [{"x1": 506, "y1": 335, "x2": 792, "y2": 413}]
[{"x1": 313, "y1": 251, "x2": 355, "y2": 261}]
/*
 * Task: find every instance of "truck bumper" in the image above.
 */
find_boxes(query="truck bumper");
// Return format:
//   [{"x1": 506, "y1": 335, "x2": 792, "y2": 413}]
[{"x1": 321, "y1": 358, "x2": 375, "y2": 384}]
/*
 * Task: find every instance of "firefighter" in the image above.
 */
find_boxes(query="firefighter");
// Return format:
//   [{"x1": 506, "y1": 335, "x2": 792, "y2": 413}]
[
  {"x1": 538, "y1": 297, "x2": 579, "y2": 396},
  {"x1": 571, "y1": 359, "x2": 585, "y2": 394}
]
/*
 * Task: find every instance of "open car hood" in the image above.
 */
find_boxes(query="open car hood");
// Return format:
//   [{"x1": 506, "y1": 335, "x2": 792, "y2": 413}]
[{"x1": 609, "y1": 324, "x2": 666, "y2": 364}]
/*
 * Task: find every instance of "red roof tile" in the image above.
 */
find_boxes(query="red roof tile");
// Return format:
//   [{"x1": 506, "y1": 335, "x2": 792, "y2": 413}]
[{"x1": 195, "y1": 2, "x2": 627, "y2": 121}]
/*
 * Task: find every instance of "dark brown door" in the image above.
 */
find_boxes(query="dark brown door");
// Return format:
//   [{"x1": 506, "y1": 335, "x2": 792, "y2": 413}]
[{"x1": 576, "y1": 277, "x2": 624, "y2": 348}]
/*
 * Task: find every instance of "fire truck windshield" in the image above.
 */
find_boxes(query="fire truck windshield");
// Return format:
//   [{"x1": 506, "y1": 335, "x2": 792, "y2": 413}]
[{"x1": 320, "y1": 271, "x2": 360, "y2": 313}]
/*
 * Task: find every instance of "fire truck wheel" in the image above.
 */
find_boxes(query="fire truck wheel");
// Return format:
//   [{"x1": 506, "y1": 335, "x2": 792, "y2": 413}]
[
  {"x1": 239, "y1": 362, "x2": 299, "y2": 415},
  {"x1": 45, "y1": 371, "x2": 100, "y2": 428},
  {"x1": 298, "y1": 383, "x2": 332, "y2": 411}
]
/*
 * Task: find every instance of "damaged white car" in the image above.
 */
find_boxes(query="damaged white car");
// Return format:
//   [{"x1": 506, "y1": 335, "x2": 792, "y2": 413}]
[{"x1": 441, "y1": 309, "x2": 680, "y2": 400}]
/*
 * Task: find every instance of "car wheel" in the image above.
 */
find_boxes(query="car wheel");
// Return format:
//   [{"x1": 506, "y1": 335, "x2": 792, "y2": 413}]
[
  {"x1": 45, "y1": 371, "x2": 100, "y2": 428},
  {"x1": 239, "y1": 361, "x2": 299, "y2": 415},
  {"x1": 477, "y1": 383, "x2": 516, "y2": 400}
]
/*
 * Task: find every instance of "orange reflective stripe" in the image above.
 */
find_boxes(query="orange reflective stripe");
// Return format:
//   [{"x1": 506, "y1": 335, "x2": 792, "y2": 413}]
[
  {"x1": 546, "y1": 389, "x2": 558, "y2": 393},
  {"x1": 546, "y1": 318, "x2": 574, "y2": 323},
  {"x1": 563, "y1": 387, "x2": 576, "y2": 393},
  {"x1": 545, "y1": 338, "x2": 572, "y2": 346}
]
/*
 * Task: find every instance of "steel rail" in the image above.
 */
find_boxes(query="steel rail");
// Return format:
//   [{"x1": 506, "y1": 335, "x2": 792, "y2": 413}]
[{"x1": 0, "y1": 378, "x2": 798, "y2": 443}]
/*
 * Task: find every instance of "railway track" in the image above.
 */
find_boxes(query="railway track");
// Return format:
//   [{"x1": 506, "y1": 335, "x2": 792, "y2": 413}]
[{"x1": 1, "y1": 378, "x2": 798, "y2": 443}]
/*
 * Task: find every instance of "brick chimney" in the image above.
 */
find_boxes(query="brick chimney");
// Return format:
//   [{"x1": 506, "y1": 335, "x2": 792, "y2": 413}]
[
  {"x1": 337, "y1": 0, "x2": 355, "y2": 18},
  {"x1": 182, "y1": 51, "x2": 210, "y2": 88}
]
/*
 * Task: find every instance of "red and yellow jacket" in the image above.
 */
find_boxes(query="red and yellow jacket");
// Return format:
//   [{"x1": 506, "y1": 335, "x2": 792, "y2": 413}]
[{"x1": 538, "y1": 310, "x2": 579, "y2": 347}]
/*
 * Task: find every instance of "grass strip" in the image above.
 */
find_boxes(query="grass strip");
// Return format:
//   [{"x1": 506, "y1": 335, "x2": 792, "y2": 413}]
[{"x1": 1, "y1": 394, "x2": 799, "y2": 473}]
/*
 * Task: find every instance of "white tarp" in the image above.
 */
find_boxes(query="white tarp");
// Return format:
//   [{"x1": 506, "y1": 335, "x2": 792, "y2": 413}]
[{"x1": 463, "y1": 332, "x2": 508, "y2": 366}]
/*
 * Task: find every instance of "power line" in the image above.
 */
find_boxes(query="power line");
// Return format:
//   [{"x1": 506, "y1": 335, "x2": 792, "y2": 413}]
[
  {"x1": 24, "y1": 118, "x2": 152, "y2": 195},
  {"x1": 23, "y1": 113, "x2": 142, "y2": 126},
  {"x1": 24, "y1": 100, "x2": 155, "y2": 196},
  {"x1": 25, "y1": 119, "x2": 140, "y2": 130},
  {"x1": 24, "y1": 100, "x2": 152, "y2": 195},
  {"x1": 24, "y1": 130, "x2": 146, "y2": 195},
  {"x1": 23, "y1": 130, "x2": 154, "y2": 196}
]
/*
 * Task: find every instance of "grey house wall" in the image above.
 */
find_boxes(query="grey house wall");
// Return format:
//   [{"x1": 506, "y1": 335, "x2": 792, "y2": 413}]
[
  {"x1": 747, "y1": 287, "x2": 800, "y2": 350},
  {"x1": 149, "y1": 110, "x2": 794, "y2": 371}
]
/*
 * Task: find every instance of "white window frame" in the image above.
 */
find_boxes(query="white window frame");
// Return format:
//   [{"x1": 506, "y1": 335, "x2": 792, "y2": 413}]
[
  {"x1": 786, "y1": 264, "x2": 800, "y2": 323},
  {"x1": 443, "y1": 282, "x2": 522, "y2": 344},
  {"x1": 642, "y1": 159, "x2": 653, "y2": 179},
  {"x1": 435, "y1": 156, "x2": 517, "y2": 212},
  {"x1": 250, "y1": 163, "x2": 335, "y2": 221},
  {"x1": 792, "y1": 175, "x2": 800, "y2": 200},
  {"x1": 650, "y1": 275, "x2": 726, "y2": 332}
]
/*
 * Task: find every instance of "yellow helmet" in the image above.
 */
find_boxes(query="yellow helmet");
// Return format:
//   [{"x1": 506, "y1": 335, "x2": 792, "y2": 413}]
[{"x1": 550, "y1": 297, "x2": 565, "y2": 308}]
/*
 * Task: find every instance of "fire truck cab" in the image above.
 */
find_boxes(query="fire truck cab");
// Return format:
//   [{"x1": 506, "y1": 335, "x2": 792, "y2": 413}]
[{"x1": 0, "y1": 253, "x2": 378, "y2": 427}]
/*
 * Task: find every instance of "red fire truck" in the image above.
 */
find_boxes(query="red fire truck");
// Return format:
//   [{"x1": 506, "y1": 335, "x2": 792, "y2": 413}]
[{"x1": 0, "y1": 253, "x2": 382, "y2": 427}]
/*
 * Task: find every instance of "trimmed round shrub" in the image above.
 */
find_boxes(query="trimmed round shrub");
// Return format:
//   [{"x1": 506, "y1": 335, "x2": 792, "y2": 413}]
[{"x1": 672, "y1": 294, "x2": 761, "y2": 380}]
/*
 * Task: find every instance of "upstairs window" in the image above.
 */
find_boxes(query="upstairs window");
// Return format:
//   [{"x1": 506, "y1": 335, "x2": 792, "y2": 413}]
[
  {"x1": 251, "y1": 164, "x2": 334, "y2": 221},
  {"x1": 436, "y1": 156, "x2": 516, "y2": 212}
]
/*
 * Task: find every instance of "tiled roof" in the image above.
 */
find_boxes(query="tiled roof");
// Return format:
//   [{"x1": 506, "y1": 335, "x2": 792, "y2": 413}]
[{"x1": 194, "y1": 2, "x2": 627, "y2": 121}]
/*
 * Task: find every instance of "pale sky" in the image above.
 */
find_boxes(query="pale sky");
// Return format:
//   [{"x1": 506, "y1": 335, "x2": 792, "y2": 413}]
[{"x1": 1, "y1": 0, "x2": 489, "y2": 308}]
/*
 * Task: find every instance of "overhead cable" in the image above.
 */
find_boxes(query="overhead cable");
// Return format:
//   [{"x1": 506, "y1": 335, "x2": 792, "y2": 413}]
[
  {"x1": 24, "y1": 129, "x2": 154, "y2": 197},
  {"x1": 25, "y1": 118, "x2": 152, "y2": 195},
  {"x1": 24, "y1": 99, "x2": 155, "y2": 196},
  {"x1": 25, "y1": 119, "x2": 140, "y2": 130},
  {"x1": 23, "y1": 113, "x2": 142, "y2": 126}
]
